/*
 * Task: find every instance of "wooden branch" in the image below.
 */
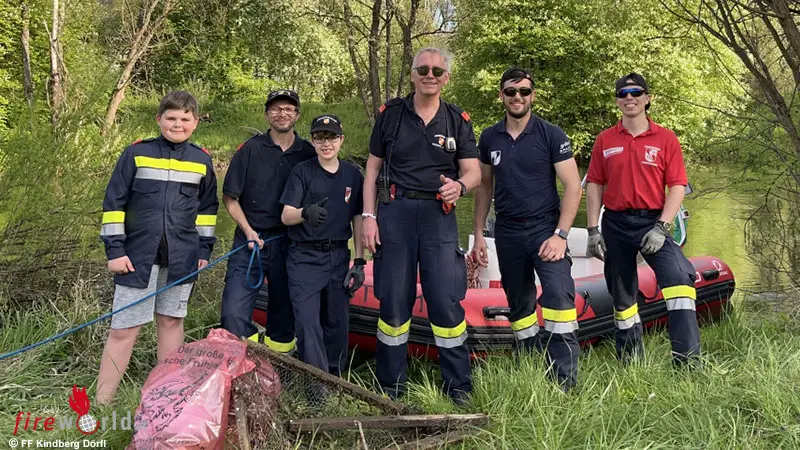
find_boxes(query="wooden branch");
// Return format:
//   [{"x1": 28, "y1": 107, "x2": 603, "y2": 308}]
[
  {"x1": 288, "y1": 413, "x2": 489, "y2": 432},
  {"x1": 233, "y1": 393, "x2": 252, "y2": 450},
  {"x1": 247, "y1": 341, "x2": 411, "y2": 415},
  {"x1": 21, "y1": 3, "x2": 33, "y2": 107},
  {"x1": 393, "y1": 428, "x2": 475, "y2": 450}
]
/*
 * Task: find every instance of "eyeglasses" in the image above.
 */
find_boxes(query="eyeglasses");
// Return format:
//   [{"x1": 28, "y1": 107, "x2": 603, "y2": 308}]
[
  {"x1": 311, "y1": 135, "x2": 341, "y2": 144},
  {"x1": 268, "y1": 106, "x2": 298, "y2": 115},
  {"x1": 502, "y1": 87, "x2": 533, "y2": 97},
  {"x1": 615, "y1": 88, "x2": 647, "y2": 98},
  {"x1": 413, "y1": 66, "x2": 447, "y2": 77}
]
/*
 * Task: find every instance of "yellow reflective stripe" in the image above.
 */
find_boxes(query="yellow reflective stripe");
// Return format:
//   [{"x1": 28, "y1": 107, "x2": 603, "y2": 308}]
[
  {"x1": 248, "y1": 332, "x2": 261, "y2": 343},
  {"x1": 541, "y1": 307, "x2": 577, "y2": 323},
  {"x1": 662, "y1": 285, "x2": 696, "y2": 300},
  {"x1": 378, "y1": 319, "x2": 410, "y2": 337},
  {"x1": 265, "y1": 337, "x2": 296, "y2": 353},
  {"x1": 431, "y1": 320, "x2": 466, "y2": 338},
  {"x1": 102, "y1": 211, "x2": 125, "y2": 224},
  {"x1": 196, "y1": 215, "x2": 217, "y2": 226},
  {"x1": 510, "y1": 312, "x2": 538, "y2": 331},
  {"x1": 614, "y1": 303, "x2": 639, "y2": 320},
  {"x1": 134, "y1": 156, "x2": 207, "y2": 176}
]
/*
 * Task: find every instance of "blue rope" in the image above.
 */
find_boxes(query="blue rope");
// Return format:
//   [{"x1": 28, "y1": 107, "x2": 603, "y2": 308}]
[
  {"x1": 246, "y1": 235, "x2": 265, "y2": 290},
  {"x1": 0, "y1": 234, "x2": 284, "y2": 361}
]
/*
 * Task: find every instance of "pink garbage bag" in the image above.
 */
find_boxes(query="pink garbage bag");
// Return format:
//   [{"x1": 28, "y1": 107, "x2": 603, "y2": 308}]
[{"x1": 132, "y1": 328, "x2": 255, "y2": 450}]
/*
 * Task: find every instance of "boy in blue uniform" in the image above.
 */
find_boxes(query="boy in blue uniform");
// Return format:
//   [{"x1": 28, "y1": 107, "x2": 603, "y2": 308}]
[
  {"x1": 280, "y1": 115, "x2": 365, "y2": 375},
  {"x1": 96, "y1": 91, "x2": 218, "y2": 404}
]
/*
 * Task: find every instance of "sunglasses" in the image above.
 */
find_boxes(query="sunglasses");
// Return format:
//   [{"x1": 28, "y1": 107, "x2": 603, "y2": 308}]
[
  {"x1": 615, "y1": 88, "x2": 647, "y2": 98},
  {"x1": 414, "y1": 66, "x2": 447, "y2": 77},
  {"x1": 502, "y1": 87, "x2": 533, "y2": 97}
]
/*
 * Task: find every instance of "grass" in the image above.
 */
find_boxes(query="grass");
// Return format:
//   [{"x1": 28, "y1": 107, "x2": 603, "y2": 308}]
[{"x1": 1, "y1": 98, "x2": 799, "y2": 448}]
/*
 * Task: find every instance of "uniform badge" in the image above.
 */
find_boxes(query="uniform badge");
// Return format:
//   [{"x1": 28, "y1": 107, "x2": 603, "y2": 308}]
[
  {"x1": 643, "y1": 145, "x2": 660, "y2": 166},
  {"x1": 345, "y1": 186, "x2": 352, "y2": 203},
  {"x1": 438, "y1": 136, "x2": 445, "y2": 147},
  {"x1": 490, "y1": 150, "x2": 502, "y2": 166},
  {"x1": 323, "y1": 117, "x2": 330, "y2": 124}
]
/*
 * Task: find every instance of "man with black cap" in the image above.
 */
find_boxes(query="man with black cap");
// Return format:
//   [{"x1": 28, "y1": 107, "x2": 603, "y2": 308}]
[
  {"x1": 585, "y1": 72, "x2": 700, "y2": 366},
  {"x1": 280, "y1": 114, "x2": 365, "y2": 375},
  {"x1": 471, "y1": 67, "x2": 582, "y2": 390},
  {"x1": 220, "y1": 89, "x2": 316, "y2": 354},
  {"x1": 362, "y1": 47, "x2": 480, "y2": 405}
]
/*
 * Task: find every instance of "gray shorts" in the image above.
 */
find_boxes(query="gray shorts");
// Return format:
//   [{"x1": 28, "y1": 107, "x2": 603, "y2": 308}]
[{"x1": 110, "y1": 265, "x2": 193, "y2": 329}]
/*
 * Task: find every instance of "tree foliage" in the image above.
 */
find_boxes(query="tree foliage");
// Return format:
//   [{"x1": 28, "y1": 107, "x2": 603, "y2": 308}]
[{"x1": 448, "y1": 0, "x2": 741, "y2": 158}]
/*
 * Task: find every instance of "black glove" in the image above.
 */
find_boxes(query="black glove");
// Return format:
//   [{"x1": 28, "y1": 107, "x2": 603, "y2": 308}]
[
  {"x1": 343, "y1": 258, "x2": 366, "y2": 297},
  {"x1": 301, "y1": 197, "x2": 328, "y2": 227},
  {"x1": 587, "y1": 226, "x2": 607, "y2": 261},
  {"x1": 640, "y1": 221, "x2": 672, "y2": 255}
]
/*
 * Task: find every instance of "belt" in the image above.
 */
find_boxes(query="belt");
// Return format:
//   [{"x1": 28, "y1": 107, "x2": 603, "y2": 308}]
[
  {"x1": 294, "y1": 239, "x2": 349, "y2": 251},
  {"x1": 607, "y1": 208, "x2": 662, "y2": 217},
  {"x1": 401, "y1": 189, "x2": 439, "y2": 200},
  {"x1": 496, "y1": 212, "x2": 557, "y2": 223},
  {"x1": 251, "y1": 226, "x2": 287, "y2": 236}
]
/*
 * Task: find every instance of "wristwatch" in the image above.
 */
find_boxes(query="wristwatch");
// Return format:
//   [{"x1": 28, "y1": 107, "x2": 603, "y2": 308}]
[
  {"x1": 657, "y1": 220, "x2": 672, "y2": 231},
  {"x1": 554, "y1": 228, "x2": 569, "y2": 240},
  {"x1": 456, "y1": 179, "x2": 467, "y2": 196}
]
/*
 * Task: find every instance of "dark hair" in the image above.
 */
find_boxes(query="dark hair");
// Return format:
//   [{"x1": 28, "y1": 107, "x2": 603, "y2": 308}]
[{"x1": 158, "y1": 91, "x2": 199, "y2": 117}]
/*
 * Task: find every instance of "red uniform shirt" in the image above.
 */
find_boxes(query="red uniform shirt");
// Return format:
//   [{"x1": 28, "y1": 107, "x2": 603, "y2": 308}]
[{"x1": 586, "y1": 118, "x2": 688, "y2": 211}]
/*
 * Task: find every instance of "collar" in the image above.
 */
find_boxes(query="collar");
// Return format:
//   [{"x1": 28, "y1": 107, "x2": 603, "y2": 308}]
[
  {"x1": 497, "y1": 113, "x2": 539, "y2": 136},
  {"x1": 263, "y1": 130, "x2": 302, "y2": 152},
  {"x1": 158, "y1": 135, "x2": 189, "y2": 152},
  {"x1": 614, "y1": 117, "x2": 660, "y2": 137},
  {"x1": 403, "y1": 92, "x2": 447, "y2": 124}
]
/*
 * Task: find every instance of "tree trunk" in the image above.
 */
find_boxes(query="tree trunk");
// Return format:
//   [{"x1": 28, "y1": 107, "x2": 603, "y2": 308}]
[
  {"x1": 21, "y1": 3, "x2": 33, "y2": 108},
  {"x1": 102, "y1": 0, "x2": 174, "y2": 134},
  {"x1": 343, "y1": 0, "x2": 373, "y2": 123},
  {"x1": 395, "y1": 0, "x2": 419, "y2": 96},
  {"x1": 48, "y1": 0, "x2": 64, "y2": 124},
  {"x1": 384, "y1": 1, "x2": 392, "y2": 101},
  {"x1": 368, "y1": 0, "x2": 384, "y2": 116}
]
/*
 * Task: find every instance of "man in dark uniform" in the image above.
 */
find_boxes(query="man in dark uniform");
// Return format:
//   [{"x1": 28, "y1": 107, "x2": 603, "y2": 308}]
[
  {"x1": 220, "y1": 89, "x2": 316, "y2": 354},
  {"x1": 471, "y1": 68, "x2": 583, "y2": 389},
  {"x1": 585, "y1": 72, "x2": 700, "y2": 365},
  {"x1": 280, "y1": 114, "x2": 365, "y2": 375},
  {"x1": 362, "y1": 47, "x2": 481, "y2": 404}
]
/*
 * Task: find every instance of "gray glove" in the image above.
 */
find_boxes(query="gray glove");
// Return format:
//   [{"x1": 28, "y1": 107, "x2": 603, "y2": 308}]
[
  {"x1": 587, "y1": 227, "x2": 606, "y2": 261},
  {"x1": 640, "y1": 221, "x2": 672, "y2": 255}
]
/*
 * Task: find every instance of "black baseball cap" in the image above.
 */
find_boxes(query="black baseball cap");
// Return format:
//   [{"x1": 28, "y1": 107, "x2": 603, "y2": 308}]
[
  {"x1": 500, "y1": 67, "x2": 534, "y2": 89},
  {"x1": 265, "y1": 89, "x2": 300, "y2": 109},
  {"x1": 615, "y1": 72, "x2": 649, "y2": 92},
  {"x1": 310, "y1": 115, "x2": 343, "y2": 135}
]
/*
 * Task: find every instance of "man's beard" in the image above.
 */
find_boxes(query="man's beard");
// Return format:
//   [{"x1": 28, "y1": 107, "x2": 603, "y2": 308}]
[
  {"x1": 271, "y1": 123, "x2": 295, "y2": 133},
  {"x1": 507, "y1": 103, "x2": 530, "y2": 119}
]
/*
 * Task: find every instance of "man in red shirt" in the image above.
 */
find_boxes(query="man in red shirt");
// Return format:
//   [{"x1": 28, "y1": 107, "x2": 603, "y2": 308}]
[{"x1": 585, "y1": 72, "x2": 700, "y2": 365}]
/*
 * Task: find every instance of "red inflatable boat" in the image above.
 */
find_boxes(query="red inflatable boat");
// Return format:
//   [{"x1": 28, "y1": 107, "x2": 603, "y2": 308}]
[
  {"x1": 252, "y1": 255, "x2": 735, "y2": 359},
  {"x1": 252, "y1": 199, "x2": 736, "y2": 359}
]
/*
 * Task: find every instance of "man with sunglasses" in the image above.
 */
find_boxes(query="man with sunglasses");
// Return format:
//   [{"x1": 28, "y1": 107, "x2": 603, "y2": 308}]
[
  {"x1": 220, "y1": 89, "x2": 316, "y2": 354},
  {"x1": 585, "y1": 72, "x2": 701, "y2": 366},
  {"x1": 362, "y1": 47, "x2": 481, "y2": 405},
  {"x1": 472, "y1": 67, "x2": 582, "y2": 390}
]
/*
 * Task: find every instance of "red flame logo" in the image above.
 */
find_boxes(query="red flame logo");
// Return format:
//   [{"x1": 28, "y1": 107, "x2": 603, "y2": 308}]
[
  {"x1": 68, "y1": 385, "x2": 91, "y2": 415},
  {"x1": 68, "y1": 385, "x2": 98, "y2": 435}
]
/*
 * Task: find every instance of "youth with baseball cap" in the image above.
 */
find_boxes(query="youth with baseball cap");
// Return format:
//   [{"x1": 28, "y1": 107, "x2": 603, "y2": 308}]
[
  {"x1": 219, "y1": 89, "x2": 316, "y2": 353},
  {"x1": 279, "y1": 114, "x2": 366, "y2": 375},
  {"x1": 585, "y1": 72, "x2": 701, "y2": 366}
]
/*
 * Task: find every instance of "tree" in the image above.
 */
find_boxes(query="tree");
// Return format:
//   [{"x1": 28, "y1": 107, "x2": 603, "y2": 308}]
[
  {"x1": 47, "y1": 0, "x2": 65, "y2": 124},
  {"x1": 102, "y1": 0, "x2": 175, "y2": 134},
  {"x1": 21, "y1": 3, "x2": 34, "y2": 108}
]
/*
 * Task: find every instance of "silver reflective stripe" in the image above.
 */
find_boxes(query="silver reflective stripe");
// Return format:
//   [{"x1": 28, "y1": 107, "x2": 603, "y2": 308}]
[
  {"x1": 170, "y1": 171, "x2": 203, "y2": 184},
  {"x1": 434, "y1": 332, "x2": 468, "y2": 349},
  {"x1": 197, "y1": 226, "x2": 215, "y2": 237},
  {"x1": 544, "y1": 320, "x2": 579, "y2": 334},
  {"x1": 135, "y1": 167, "x2": 169, "y2": 181},
  {"x1": 135, "y1": 168, "x2": 202, "y2": 184},
  {"x1": 377, "y1": 330, "x2": 409, "y2": 346},
  {"x1": 100, "y1": 223, "x2": 125, "y2": 236},
  {"x1": 666, "y1": 297, "x2": 696, "y2": 311},
  {"x1": 513, "y1": 324, "x2": 540, "y2": 340},
  {"x1": 615, "y1": 314, "x2": 641, "y2": 330}
]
